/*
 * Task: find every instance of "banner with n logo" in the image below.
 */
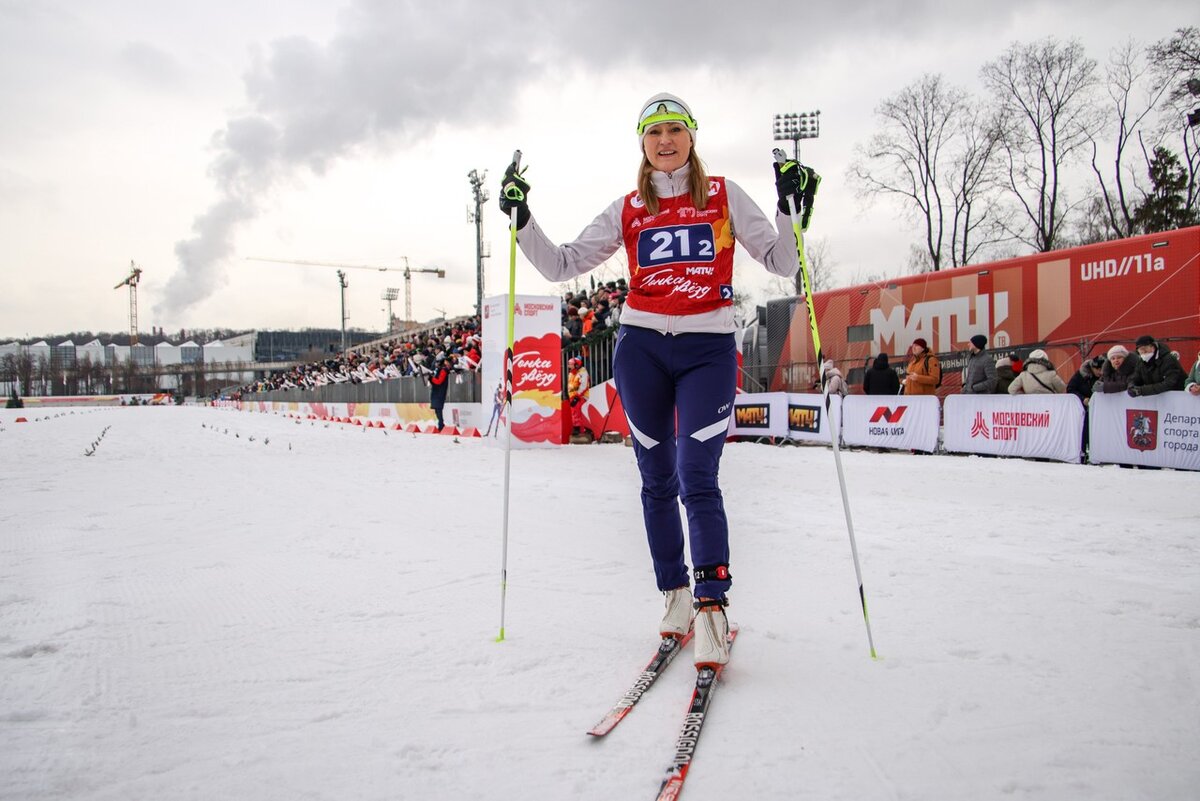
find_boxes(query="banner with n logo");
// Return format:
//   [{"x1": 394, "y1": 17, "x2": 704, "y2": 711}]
[{"x1": 841, "y1": 396, "x2": 940, "y2": 452}]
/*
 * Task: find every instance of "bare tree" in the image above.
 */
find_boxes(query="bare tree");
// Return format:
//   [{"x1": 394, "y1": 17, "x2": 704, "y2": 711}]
[
  {"x1": 1065, "y1": 193, "x2": 1113, "y2": 247},
  {"x1": 949, "y1": 102, "x2": 1009, "y2": 264},
  {"x1": 1088, "y1": 40, "x2": 1174, "y2": 238},
  {"x1": 849, "y1": 74, "x2": 1004, "y2": 271},
  {"x1": 1149, "y1": 27, "x2": 1200, "y2": 220},
  {"x1": 982, "y1": 38, "x2": 1101, "y2": 252}
]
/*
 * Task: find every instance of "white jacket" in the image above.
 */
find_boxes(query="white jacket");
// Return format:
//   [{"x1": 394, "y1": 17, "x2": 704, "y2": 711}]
[{"x1": 517, "y1": 164, "x2": 800, "y2": 335}]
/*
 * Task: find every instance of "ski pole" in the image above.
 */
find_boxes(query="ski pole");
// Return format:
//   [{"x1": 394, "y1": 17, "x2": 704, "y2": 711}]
[
  {"x1": 774, "y1": 148, "x2": 878, "y2": 660},
  {"x1": 496, "y1": 149, "x2": 522, "y2": 643}
]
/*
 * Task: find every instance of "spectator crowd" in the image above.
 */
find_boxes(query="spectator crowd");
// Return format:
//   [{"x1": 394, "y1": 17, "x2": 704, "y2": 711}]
[
  {"x1": 241, "y1": 278, "x2": 633, "y2": 396},
  {"x1": 857, "y1": 333, "x2": 1194, "y2": 402},
  {"x1": 559, "y1": 279, "x2": 628, "y2": 345},
  {"x1": 240, "y1": 317, "x2": 482, "y2": 395},
  {"x1": 238, "y1": 297, "x2": 1200, "y2": 415}
]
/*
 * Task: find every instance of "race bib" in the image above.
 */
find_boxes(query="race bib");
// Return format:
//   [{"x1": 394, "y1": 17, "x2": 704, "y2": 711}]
[{"x1": 635, "y1": 224, "x2": 716, "y2": 268}]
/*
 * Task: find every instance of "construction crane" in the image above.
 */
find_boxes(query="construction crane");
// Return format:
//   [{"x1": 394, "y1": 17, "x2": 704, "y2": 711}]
[
  {"x1": 247, "y1": 257, "x2": 445, "y2": 333},
  {"x1": 113, "y1": 261, "x2": 143, "y2": 345}
]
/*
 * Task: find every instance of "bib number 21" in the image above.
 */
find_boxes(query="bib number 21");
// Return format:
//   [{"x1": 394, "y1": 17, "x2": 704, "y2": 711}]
[{"x1": 636, "y1": 224, "x2": 715, "y2": 267}]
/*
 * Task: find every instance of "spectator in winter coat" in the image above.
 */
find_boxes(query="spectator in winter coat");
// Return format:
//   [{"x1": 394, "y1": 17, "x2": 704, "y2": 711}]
[
  {"x1": 1092, "y1": 345, "x2": 1134, "y2": 395},
  {"x1": 1066, "y1": 356, "x2": 1106, "y2": 407},
  {"x1": 1127, "y1": 334, "x2": 1185, "y2": 397},
  {"x1": 994, "y1": 357, "x2": 1016, "y2": 394},
  {"x1": 594, "y1": 300, "x2": 612, "y2": 329},
  {"x1": 961, "y1": 334, "x2": 998, "y2": 394},
  {"x1": 862, "y1": 353, "x2": 900, "y2": 395},
  {"x1": 567, "y1": 356, "x2": 592, "y2": 441},
  {"x1": 1008, "y1": 349, "x2": 1066, "y2": 394},
  {"x1": 1068, "y1": 355, "x2": 1107, "y2": 457},
  {"x1": 820, "y1": 359, "x2": 848, "y2": 397},
  {"x1": 1186, "y1": 349, "x2": 1200, "y2": 396},
  {"x1": 564, "y1": 306, "x2": 583, "y2": 342},
  {"x1": 901, "y1": 338, "x2": 940, "y2": 396},
  {"x1": 429, "y1": 357, "x2": 452, "y2": 431}
]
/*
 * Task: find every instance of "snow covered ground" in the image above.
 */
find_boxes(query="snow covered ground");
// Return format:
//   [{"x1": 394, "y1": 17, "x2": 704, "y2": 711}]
[{"x1": 1, "y1": 405, "x2": 1197, "y2": 801}]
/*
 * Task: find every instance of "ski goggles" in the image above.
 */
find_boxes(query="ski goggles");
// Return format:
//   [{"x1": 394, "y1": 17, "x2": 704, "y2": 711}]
[{"x1": 636, "y1": 100, "x2": 697, "y2": 136}]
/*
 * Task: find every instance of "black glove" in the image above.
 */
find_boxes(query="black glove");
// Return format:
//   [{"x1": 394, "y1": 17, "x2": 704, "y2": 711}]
[
  {"x1": 773, "y1": 160, "x2": 821, "y2": 229},
  {"x1": 1127, "y1": 385, "x2": 1142, "y2": 397},
  {"x1": 498, "y1": 161, "x2": 531, "y2": 230}
]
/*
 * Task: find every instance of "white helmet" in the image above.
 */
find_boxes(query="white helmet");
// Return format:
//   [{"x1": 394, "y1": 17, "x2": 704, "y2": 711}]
[{"x1": 636, "y1": 92, "x2": 698, "y2": 146}]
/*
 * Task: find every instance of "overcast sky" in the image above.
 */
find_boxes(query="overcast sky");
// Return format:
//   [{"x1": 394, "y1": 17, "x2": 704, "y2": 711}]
[{"x1": 1, "y1": 0, "x2": 1196, "y2": 340}]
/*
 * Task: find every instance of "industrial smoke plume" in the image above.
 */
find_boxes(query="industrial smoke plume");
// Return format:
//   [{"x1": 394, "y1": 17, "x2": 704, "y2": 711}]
[{"x1": 154, "y1": 0, "x2": 1017, "y2": 319}]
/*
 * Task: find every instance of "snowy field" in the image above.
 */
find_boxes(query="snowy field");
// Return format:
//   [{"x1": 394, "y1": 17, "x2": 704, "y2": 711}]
[{"x1": 1, "y1": 405, "x2": 1197, "y2": 801}]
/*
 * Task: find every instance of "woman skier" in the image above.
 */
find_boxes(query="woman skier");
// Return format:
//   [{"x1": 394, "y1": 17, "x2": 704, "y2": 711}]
[{"x1": 499, "y1": 92, "x2": 813, "y2": 667}]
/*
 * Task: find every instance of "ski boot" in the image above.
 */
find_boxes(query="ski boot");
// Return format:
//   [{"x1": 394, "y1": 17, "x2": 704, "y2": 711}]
[
  {"x1": 693, "y1": 598, "x2": 730, "y2": 668},
  {"x1": 660, "y1": 587, "x2": 693, "y2": 639}
]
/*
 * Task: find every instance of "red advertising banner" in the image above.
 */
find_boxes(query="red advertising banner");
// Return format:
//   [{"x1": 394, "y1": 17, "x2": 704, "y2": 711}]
[
  {"x1": 763, "y1": 226, "x2": 1200, "y2": 393},
  {"x1": 482, "y1": 295, "x2": 564, "y2": 448}
]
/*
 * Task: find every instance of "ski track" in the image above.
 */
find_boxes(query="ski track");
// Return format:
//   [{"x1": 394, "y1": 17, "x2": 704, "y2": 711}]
[{"x1": 1, "y1": 406, "x2": 1197, "y2": 800}]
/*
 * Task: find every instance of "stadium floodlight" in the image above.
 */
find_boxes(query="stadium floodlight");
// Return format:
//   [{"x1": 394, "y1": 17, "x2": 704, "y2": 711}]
[
  {"x1": 772, "y1": 110, "x2": 821, "y2": 160},
  {"x1": 381, "y1": 287, "x2": 400, "y2": 334}
]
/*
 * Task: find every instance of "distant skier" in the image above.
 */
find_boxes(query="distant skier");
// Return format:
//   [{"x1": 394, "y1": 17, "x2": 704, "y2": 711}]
[
  {"x1": 484, "y1": 382, "x2": 504, "y2": 437},
  {"x1": 500, "y1": 92, "x2": 811, "y2": 668}
]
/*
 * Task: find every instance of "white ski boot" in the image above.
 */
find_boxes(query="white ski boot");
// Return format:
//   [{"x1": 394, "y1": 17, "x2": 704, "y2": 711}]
[
  {"x1": 693, "y1": 600, "x2": 730, "y2": 668},
  {"x1": 660, "y1": 587, "x2": 693, "y2": 639}
]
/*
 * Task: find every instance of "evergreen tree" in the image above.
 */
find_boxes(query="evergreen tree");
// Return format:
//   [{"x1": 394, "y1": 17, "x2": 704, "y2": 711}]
[{"x1": 1133, "y1": 147, "x2": 1200, "y2": 233}]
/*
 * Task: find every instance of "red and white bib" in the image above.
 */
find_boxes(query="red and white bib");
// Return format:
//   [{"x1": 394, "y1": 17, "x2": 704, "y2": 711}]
[{"x1": 620, "y1": 178, "x2": 735, "y2": 316}]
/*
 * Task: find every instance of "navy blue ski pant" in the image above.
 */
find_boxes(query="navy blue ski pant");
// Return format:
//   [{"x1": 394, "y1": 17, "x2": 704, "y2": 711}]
[{"x1": 612, "y1": 325, "x2": 736, "y2": 601}]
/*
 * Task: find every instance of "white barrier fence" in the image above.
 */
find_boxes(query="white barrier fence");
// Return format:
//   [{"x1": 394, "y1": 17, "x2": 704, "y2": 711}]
[
  {"x1": 1089, "y1": 391, "x2": 1200, "y2": 470},
  {"x1": 728, "y1": 393, "x2": 842, "y2": 443},
  {"x1": 944, "y1": 395, "x2": 1085, "y2": 464},
  {"x1": 841, "y1": 396, "x2": 941, "y2": 453},
  {"x1": 730, "y1": 390, "x2": 1199, "y2": 471}
]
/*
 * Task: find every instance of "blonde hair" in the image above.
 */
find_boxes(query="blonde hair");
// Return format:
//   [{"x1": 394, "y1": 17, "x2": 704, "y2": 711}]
[{"x1": 636, "y1": 149, "x2": 709, "y2": 216}]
